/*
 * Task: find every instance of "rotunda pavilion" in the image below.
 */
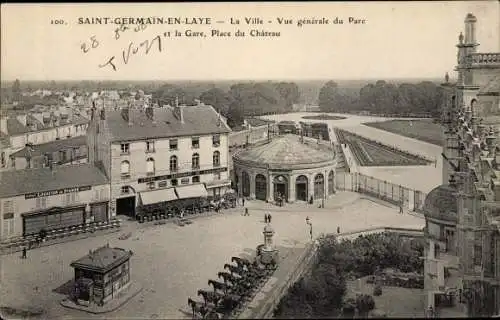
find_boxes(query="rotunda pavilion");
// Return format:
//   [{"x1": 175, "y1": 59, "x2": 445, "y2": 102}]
[{"x1": 232, "y1": 134, "x2": 337, "y2": 203}]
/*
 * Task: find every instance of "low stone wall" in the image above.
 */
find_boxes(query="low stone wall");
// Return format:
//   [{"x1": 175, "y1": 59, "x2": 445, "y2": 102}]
[
  {"x1": 246, "y1": 243, "x2": 319, "y2": 319},
  {"x1": 229, "y1": 125, "x2": 273, "y2": 147}
]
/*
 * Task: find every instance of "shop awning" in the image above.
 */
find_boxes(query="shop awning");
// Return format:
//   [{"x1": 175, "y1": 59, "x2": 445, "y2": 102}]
[
  {"x1": 175, "y1": 184, "x2": 208, "y2": 199},
  {"x1": 204, "y1": 179, "x2": 232, "y2": 189},
  {"x1": 140, "y1": 188, "x2": 178, "y2": 205}
]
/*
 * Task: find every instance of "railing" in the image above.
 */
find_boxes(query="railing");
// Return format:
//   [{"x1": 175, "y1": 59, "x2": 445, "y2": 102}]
[
  {"x1": 468, "y1": 53, "x2": 500, "y2": 65},
  {"x1": 0, "y1": 218, "x2": 121, "y2": 254}
]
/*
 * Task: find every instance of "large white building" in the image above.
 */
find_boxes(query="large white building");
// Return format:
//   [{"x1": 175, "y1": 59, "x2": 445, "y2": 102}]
[{"x1": 87, "y1": 102, "x2": 232, "y2": 219}]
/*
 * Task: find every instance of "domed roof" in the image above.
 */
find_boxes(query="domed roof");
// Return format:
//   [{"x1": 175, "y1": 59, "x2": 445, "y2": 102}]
[
  {"x1": 234, "y1": 134, "x2": 335, "y2": 168},
  {"x1": 423, "y1": 184, "x2": 458, "y2": 223}
]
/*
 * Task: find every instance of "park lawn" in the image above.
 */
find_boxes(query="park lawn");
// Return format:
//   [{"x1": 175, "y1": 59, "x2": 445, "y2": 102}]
[
  {"x1": 363, "y1": 119, "x2": 444, "y2": 146},
  {"x1": 346, "y1": 277, "x2": 426, "y2": 318}
]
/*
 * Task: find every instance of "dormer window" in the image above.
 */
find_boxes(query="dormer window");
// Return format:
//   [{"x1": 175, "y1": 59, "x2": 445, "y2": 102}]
[{"x1": 192, "y1": 137, "x2": 200, "y2": 149}]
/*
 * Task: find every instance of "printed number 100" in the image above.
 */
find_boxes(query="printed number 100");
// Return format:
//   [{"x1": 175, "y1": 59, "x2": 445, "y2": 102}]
[{"x1": 51, "y1": 19, "x2": 65, "y2": 25}]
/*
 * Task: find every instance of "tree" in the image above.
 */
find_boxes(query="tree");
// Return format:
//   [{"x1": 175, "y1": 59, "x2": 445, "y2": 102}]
[
  {"x1": 318, "y1": 81, "x2": 339, "y2": 112},
  {"x1": 199, "y1": 88, "x2": 233, "y2": 115}
]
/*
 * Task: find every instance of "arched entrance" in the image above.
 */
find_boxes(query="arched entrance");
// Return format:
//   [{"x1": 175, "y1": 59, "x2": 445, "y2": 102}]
[
  {"x1": 255, "y1": 174, "x2": 267, "y2": 201},
  {"x1": 295, "y1": 175, "x2": 308, "y2": 201},
  {"x1": 314, "y1": 173, "x2": 325, "y2": 200},
  {"x1": 273, "y1": 175, "x2": 288, "y2": 202},
  {"x1": 242, "y1": 171, "x2": 250, "y2": 197},
  {"x1": 328, "y1": 171, "x2": 335, "y2": 195}
]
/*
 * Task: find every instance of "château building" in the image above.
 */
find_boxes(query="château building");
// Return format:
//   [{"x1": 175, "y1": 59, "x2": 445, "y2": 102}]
[{"x1": 423, "y1": 13, "x2": 500, "y2": 317}]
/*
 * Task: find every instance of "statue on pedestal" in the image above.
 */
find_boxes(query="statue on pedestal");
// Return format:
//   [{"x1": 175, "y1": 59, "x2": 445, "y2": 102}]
[{"x1": 258, "y1": 223, "x2": 279, "y2": 269}]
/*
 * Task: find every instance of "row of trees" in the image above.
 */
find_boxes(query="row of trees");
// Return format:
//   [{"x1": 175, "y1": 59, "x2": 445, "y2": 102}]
[
  {"x1": 319, "y1": 80, "x2": 445, "y2": 117},
  {"x1": 274, "y1": 232, "x2": 425, "y2": 318},
  {"x1": 152, "y1": 82, "x2": 300, "y2": 128}
]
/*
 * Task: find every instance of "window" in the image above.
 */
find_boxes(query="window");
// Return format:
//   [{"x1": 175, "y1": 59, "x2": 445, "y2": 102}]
[
  {"x1": 120, "y1": 143, "x2": 129, "y2": 154},
  {"x1": 36, "y1": 197, "x2": 47, "y2": 209},
  {"x1": 146, "y1": 141, "x2": 155, "y2": 153},
  {"x1": 214, "y1": 172, "x2": 221, "y2": 180},
  {"x1": 2, "y1": 201, "x2": 14, "y2": 238},
  {"x1": 171, "y1": 179, "x2": 178, "y2": 186},
  {"x1": 65, "y1": 193, "x2": 71, "y2": 205},
  {"x1": 474, "y1": 245, "x2": 482, "y2": 266},
  {"x1": 158, "y1": 181, "x2": 167, "y2": 188},
  {"x1": 192, "y1": 176, "x2": 200, "y2": 183},
  {"x1": 192, "y1": 137, "x2": 200, "y2": 149},
  {"x1": 120, "y1": 160, "x2": 130, "y2": 177},
  {"x1": 169, "y1": 139, "x2": 178, "y2": 151},
  {"x1": 1, "y1": 152, "x2": 5, "y2": 168},
  {"x1": 213, "y1": 134, "x2": 220, "y2": 147},
  {"x1": 146, "y1": 157, "x2": 155, "y2": 176},
  {"x1": 170, "y1": 155, "x2": 178, "y2": 172},
  {"x1": 59, "y1": 150, "x2": 67, "y2": 162},
  {"x1": 181, "y1": 178, "x2": 190, "y2": 185},
  {"x1": 213, "y1": 151, "x2": 220, "y2": 167},
  {"x1": 192, "y1": 153, "x2": 200, "y2": 169},
  {"x1": 147, "y1": 182, "x2": 155, "y2": 190},
  {"x1": 121, "y1": 186, "x2": 130, "y2": 194}
]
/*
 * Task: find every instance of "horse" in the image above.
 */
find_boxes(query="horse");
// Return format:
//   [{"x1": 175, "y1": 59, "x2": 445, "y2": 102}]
[
  {"x1": 187, "y1": 298, "x2": 210, "y2": 319},
  {"x1": 224, "y1": 263, "x2": 245, "y2": 276},
  {"x1": 217, "y1": 271, "x2": 239, "y2": 285},
  {"x1": 231, "y1": 257, "x2": 252, "y2": 270},
  {"x1": 197, "y1": 289, "x2": 223, "y2": 306},
  {"x1": 208, "y1": 279, "x2": 232, "y2": 294}
]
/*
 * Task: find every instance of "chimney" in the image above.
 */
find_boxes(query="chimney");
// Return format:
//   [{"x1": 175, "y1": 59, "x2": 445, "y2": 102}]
[
  {"x1": 16, "y1": 114, "x2": 27, "y2": 127},
  {"x1": 174, "y1": 96, "x2": 184, "y2": 124},
  {"x1": 0, "y1": 116, "x2": 8, "y2": 135}
]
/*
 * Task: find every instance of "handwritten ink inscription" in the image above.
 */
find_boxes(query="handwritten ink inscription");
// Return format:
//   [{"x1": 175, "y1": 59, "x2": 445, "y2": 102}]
[{"x1": 99, "y1": 32, "x2": 171, "y2": 72}]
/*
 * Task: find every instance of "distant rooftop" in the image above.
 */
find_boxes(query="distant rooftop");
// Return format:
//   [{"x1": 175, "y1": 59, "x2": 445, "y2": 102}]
[{"x1": 10, "y1": 135, "x2": 87, "y2": 158}]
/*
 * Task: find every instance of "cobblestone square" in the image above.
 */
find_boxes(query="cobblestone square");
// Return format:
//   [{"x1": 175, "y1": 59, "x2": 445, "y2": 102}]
[{"x1": 1, "y1": 192, "x2": 424, "y2": 319}]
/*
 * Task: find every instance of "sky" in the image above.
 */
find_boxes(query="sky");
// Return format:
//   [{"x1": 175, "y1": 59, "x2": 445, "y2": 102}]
[{"x1": 1, "y1": 1, "x2": 499, "y2": 81}]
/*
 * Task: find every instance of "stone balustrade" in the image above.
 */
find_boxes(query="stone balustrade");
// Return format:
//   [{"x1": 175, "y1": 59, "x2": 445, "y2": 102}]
[{"x1": 467, "y1": 53, "x2": 500, "y2": 65}]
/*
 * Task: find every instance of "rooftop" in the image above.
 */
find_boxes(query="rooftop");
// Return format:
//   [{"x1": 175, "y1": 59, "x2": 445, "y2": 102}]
[
  {"x1": 70, "y1": 245, "x2": 133, "y2": 273},
  {"x1": 10, "y1": 135, "x2": 87, "y2": 158},
  {"x1": 423, "y1": 184, "x2": 458, "y2": 223},
  {"x1": 0, "y1": 163, "x2": 108, "y2": 198},
  {"x1": 4, "y1": 112, "x2": 88, "y2": 136},
  {"x1": 233, "y1": 134, "x2": 335, "y2": 168},
  {"x1": 104, "y1": 105, "x2": 231, "y2": 142}
]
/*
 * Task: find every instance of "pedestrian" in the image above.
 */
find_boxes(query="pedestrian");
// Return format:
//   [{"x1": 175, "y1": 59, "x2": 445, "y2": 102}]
[
  {"x1": 22, "y1": 246, "x2": 27, "y2": 259},
  {"x1": 337, "y1": 226, "x2": 340, "y2": 234},
  {"x1": 244, "y1": 207, "x2": 249, "y2": 216},
  {"x1": 309, "y1": 224, "x2": 313, "y2": 240},
  {"x1": 264, "y1": 213, "x2": 268, "y2": 223},
  {"x1": 399, "y1": 205, "x2": 404, "y2": 214},
  {"x1": 268, "y1": 214, "x2": 272, "y2": 223},
  {"x1": 306, "y1": 216, "x2": 310, "y2": 225},
  {"x1": 242, "y1": 197, "x2": 245, "y2": 207}
]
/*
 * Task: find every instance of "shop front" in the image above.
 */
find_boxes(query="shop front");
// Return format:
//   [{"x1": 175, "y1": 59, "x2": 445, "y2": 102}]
[
  {"x1": 138, "y1": 188, "x2": 178, "y2": 221},
  {"x1": 22, "y1": 205, "x2": 85, "y2": 236}
]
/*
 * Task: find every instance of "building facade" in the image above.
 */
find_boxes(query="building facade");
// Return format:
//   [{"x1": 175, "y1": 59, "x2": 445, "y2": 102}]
[
  {"x1": 423, "y1": 13, "x2": 500, "y2": 317},
  {"x1": 0, "y1": 163, "x2": 110, "y2": 240},
  {"x1": 0, "y1": 106, "x2": 89, "y2": 171},
  {"x1": 233, "y1": 134, "x2": 337, "y2": 203},
  {"x1": 87, "y1": 102, "x2": 232, "y2": 218}
]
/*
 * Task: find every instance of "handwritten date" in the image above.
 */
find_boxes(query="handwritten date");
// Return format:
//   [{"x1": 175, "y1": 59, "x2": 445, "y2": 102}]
[{"x1": 99, "y1": 31, "x2": 171, "y2": 72}]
